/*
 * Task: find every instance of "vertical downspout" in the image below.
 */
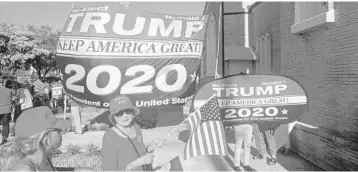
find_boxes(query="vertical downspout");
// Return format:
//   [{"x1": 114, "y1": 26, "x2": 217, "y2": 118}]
[{"x1": 221, "y1": 2, "x2": 225, "y2": 77}]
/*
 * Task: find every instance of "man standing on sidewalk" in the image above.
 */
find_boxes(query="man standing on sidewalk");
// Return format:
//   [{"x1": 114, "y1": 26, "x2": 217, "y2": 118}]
[{"x1": 0, "y1": 80, "x2": 15, "y2": 145}]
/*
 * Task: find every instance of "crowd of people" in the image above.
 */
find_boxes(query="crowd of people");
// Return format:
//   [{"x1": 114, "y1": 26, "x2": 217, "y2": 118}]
[
  {"x1": 0, "y1": 78, "x2": 84, "y2": 143},
  {"x1": 1, "y1": 76, "x2": 292, "y2": 172},
  {"x1": 0, "y1": 93, "x2": 164, "y2": 171},
  {"x1": 0, "y1": 79, "x2": 34, "y2": 145}
]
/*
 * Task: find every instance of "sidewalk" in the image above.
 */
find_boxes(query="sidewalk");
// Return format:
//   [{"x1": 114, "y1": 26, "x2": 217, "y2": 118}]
[{"x1": 60, "y1": 125, "x2": 322, "y2": 171}]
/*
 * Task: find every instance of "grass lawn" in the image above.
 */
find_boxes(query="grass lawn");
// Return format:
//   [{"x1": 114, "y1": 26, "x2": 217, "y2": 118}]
[
  {"x1": 0, "y1": 107, "x2": 107, "y2": 170},
  {"x1": 52, "y1": 152, "x2": 103, "y2": 171},
  {"x1": 0, "y1": 151, "x2": 103, "y2": 171}
]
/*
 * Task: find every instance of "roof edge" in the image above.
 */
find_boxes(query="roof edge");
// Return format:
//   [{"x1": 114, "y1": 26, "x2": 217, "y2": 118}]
[{"x1": 247, "y1": 2, "x2": 262, "y2": 13}]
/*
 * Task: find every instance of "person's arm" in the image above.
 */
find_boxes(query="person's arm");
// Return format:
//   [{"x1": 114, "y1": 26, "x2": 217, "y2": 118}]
[
  {"x1": 126, "y1": 153, "x2": 155, "y2": 171},
  {"x1": 102, "y1": 131, "x2": 119, "y2": 171}
]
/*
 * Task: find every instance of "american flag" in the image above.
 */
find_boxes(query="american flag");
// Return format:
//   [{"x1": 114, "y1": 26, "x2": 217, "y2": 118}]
[
  {"x1": 184, "y1": 95, "x2": 228, "y2": 160},
  {"x1": 30, "y1": 73, "x2": 45, "y2": 91},
  {"x1": 33, "y1": 79, "x2": 45, "y2": 91}
]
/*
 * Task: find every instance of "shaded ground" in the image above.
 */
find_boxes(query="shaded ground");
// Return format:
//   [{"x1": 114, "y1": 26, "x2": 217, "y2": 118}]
[
  {"x1": 60, "y1": 125, "x2": 322, "y2": 171},
  {"x1": 1, "y1": 107, "x2": 323, "y2": 171}
]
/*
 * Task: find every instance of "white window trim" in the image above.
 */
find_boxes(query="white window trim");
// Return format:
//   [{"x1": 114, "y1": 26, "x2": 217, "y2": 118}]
[{"x1": 291, "y1": 2, "x2": 335, "y2": 34}]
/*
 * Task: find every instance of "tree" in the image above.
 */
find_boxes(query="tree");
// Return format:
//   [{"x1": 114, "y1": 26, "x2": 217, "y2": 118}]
[
  {"x1": 26, "y1": 51, "x2": 58, "y2": 80},
  {"x1": 0, "y1": 21, "x2": 59, "y2": 79}
]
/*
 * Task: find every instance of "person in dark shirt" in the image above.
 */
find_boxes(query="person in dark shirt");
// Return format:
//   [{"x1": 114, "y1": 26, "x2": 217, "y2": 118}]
[
  {"x1": 102, "y1": 95, "x2": 164, "y2": 171},
  {"x1": 0, "y1": 80, "x2": 15, "y2": 145}
]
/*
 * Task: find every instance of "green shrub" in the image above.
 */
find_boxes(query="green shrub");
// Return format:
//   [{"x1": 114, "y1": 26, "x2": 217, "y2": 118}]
[
  {"x1": 0, "y1": 147, "x2": 102, "y2": 171},
  {"x1": 99, "y1": 123, "x2": 109, "y2": 131},
  {"x1": 88, "y1": 123, "x2": 109, "y2": 131},
  {"x1": 52, "y1": 152, "x2": 102, "y2": 171},
  {"x1": 66, "y1": 144, "x2": 81, "y2": 155},
  {"x1": 86, "y1": 143, "x2": 101, "y2": 156}
]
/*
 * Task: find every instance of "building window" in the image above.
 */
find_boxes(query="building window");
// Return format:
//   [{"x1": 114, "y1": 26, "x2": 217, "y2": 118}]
[
  {"x1": 295, "y1": 2, "x2": 328, "y2": 23},
  {"x1": 254, "y1": 33, "x2": 271, "y2": 74},
  {"x1": 291, "y1": 2, "x2": 335, "y2": 34},
  {"x1": 291, "y1": 1, "x2": 335, "y2": 34}
]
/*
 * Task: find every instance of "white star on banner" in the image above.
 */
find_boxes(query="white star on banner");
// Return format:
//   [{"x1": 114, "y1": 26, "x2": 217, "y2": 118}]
[
  {"x1": 190, "y1": 71, "x2": 197, "y2": 82},
  {"x1": 281, "y1": 109, "x2": 288, "y2": 115}
]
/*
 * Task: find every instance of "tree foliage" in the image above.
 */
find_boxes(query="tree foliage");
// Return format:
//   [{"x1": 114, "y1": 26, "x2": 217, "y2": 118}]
[{"x1": 0, "y1": 21, "x2": 60, "y2": 79}]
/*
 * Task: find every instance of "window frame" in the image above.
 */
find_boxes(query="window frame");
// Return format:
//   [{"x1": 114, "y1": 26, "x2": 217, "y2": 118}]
[{"x1": 291, "y1": 2, "x2": 335, "y2": 34}]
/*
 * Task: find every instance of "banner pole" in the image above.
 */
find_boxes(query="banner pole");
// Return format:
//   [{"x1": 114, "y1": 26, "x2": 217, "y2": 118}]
[
  {"x1": 221, "y1": 2, "x2": 225, "y2": 77},
  {"x1": 215, "y1": 4, "x2": 223, "y2": 79},
  {"x1": 63, "y1": 94, "x2": 67, "y2": 120}
]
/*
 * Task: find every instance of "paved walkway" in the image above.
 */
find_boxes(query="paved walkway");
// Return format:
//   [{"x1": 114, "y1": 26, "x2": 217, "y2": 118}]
[{"x1": 60, "y1": 125, "x2": 322, "y2": 171}]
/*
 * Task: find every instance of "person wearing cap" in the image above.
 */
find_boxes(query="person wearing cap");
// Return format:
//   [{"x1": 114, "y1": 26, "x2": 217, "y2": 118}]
[
  {"x1": 0, "y1": 106, "x2": 94, "y2": 171},
  {"x1": 102, "y1": 95, "x2": 163, "y2": 171}
]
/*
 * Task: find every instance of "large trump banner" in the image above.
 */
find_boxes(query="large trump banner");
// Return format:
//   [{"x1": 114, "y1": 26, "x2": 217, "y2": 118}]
[
  {"x1": 56, "y1": 5, "x2": 209, "y2": 108},
  {"x1": 194, "y1": 74, "x2": 308, "y2": 125}
]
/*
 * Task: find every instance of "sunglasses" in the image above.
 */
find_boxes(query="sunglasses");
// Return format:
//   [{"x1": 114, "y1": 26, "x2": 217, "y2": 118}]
[{"x1": 115, "y1": 109, "x2": 134, "y2": 117}]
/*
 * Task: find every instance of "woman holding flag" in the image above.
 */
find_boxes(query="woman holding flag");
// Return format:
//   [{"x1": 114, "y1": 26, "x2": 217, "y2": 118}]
[{"x1": 102, "y1": 95, "x2": 163, "y2": 171}]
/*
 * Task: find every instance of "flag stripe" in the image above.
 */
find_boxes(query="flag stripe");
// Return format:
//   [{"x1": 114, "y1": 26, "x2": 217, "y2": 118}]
[
  {"x1": 196, "y1": 124, "x2": 205, "y2": 155},
  {"x1": 186, "y1": 113, "x2": 196, "y2": 159},
  {"x1": 184, "y1": 95, "x2": 228, "y2": 160},
  {"x1": 192, "y1": 111, "x2": 200, "y2": 157},
  {"x1": 188, "y1": 111, "x2": 200, "y2": 159},
  {"x1": 209, "y1": 121, "x2": 219, "y2": 155},
  {"x1": 33, "y1": 79, "x2": 45, "y2": 90},
  {"x1": 203, "y1": 122, "x2": 213, "y2": 155},
  {"x1": 191, "y1": 130, "x2": 197, "y2": 157},
  {"x1": 217, "y1": 121, "x2": 226, "y2": 155}
]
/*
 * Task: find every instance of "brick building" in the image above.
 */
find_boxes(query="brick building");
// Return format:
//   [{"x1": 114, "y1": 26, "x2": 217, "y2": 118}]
[
  {"x1": 277, "y1": 2, "x2": 358, "y2": 170},
  {"x1": 203, "y1": 1, "x2": 358, "y2": 171}
]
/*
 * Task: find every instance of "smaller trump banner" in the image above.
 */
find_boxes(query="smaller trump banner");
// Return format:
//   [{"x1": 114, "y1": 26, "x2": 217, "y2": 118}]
[{"x1": 193, "y1": 74, "x2": 308, "y2": 125}]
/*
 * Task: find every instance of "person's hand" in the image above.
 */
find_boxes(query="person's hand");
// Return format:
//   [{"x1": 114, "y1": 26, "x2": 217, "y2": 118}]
[
  {"x1": 154, "y1": 138, "x2": 165, "y2": 148},
  {"x1": 146, "y1": 138, "x2": 165, "y2": 153},
  {"x1": 139, "y1": 153, "x2": 155, "y2": 165},
  {"x1": 126, "y1": 153, "x2": 155, "y2": 171}
]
